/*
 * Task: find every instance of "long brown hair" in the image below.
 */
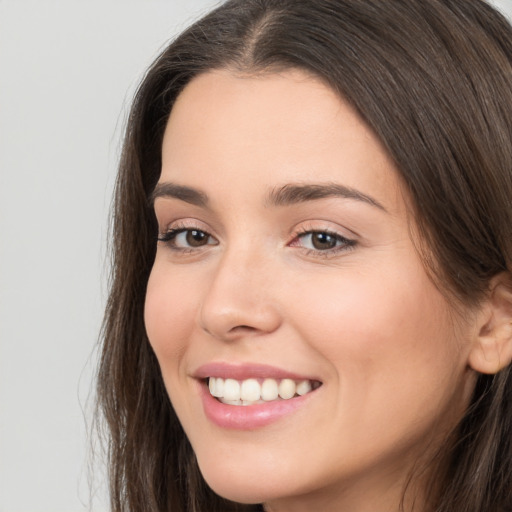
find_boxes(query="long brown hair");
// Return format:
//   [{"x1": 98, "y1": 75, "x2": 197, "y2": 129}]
[{"x1": 97, "y1": 1, "x2": 512, "y2": 510}]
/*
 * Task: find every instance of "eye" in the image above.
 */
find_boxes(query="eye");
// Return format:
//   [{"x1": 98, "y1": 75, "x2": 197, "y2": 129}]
[
  {"x1": 291, "y1": 230, "x2": 356, "y2": 254},
  {"x1": 303, "y1": 232, "x2": 339, "y2": 250},
  {"x1": 158, "y1": 227, "x2": 217, "y2": 250}
]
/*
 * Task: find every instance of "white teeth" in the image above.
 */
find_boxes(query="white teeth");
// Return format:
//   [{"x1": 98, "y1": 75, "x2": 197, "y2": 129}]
[
  {"x1": 261, "y1": 378, "x2": 279, "y2": 401},
  {"x1": 296, "y1": 380, "x2": 312, "y2": 396},
  {"x1": 208, "y1": 376, "x2": 319, "y2": 405},
  {"x1": 213, "y1": 377, "x2": 224, "y2": 397},
  {"x1": 278, "y1": 378, "x2": 296, "y2": 399},
  {"x1": 222, "y1": 399, "x2": 242, "y2": 406},
  {"x1": 223, "y1": 379, "x2": 240, "y2": 401},
  {"x1": 240, "y1": 378, "x2": 261, "y2": 401},
  {"x1": 208, "y1": 377, "x2": 225, "y2": 397}
]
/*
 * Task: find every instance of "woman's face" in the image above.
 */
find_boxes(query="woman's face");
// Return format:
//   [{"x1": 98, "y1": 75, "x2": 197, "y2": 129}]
[{"x1": 145, "y1": 69, "x2": 478, "y2": 511}]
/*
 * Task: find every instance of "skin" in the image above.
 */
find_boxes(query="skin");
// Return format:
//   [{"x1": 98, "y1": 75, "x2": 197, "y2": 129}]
[{"x1": 144, "y1": 69, "x2": 481, "y2": 512}]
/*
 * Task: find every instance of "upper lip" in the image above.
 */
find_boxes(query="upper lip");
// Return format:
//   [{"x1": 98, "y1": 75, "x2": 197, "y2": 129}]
[{"x1": 193, "y1": 362, "x2": 321, "y2": 382}]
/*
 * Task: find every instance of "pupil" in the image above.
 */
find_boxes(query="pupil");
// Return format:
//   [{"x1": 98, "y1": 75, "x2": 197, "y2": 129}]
[
  {"x1": 186, "y1": 230, "x2": 208, "y2": 247},
  {"x1": 312, "y1": 233, "x2": 336, "y2": 250}
]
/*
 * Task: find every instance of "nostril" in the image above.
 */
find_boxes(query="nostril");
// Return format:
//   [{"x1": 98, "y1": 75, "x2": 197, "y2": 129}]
[{"x1": 229, "y1": 325, "x2": 257, "y2": 333}]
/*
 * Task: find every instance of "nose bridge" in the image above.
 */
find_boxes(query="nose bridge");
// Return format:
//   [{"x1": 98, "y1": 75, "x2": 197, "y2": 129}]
[{"x1": 198, "y1": 240, "x2": 281, "y2": 340}]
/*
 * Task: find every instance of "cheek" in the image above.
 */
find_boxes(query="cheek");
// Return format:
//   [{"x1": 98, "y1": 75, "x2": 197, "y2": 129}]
[
  {"x1": 144, "y1": 264, "x2": 197, "y2": 365},
  {"x1": 286, "y1": 260, "x2": 465, "y2": 418},
  {"x1": 279, "y1": 267, "x2": 469, "y2": 477}
]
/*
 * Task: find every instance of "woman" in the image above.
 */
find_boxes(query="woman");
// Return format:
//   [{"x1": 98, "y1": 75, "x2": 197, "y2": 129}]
[{"x1": 97, "y1": 1, "x2": 512, "y2": 510}]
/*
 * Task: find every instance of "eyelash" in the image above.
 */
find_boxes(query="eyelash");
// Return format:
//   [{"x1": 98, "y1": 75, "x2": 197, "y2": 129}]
[
  {"x1": 292, "y1": 227, "x2": 356, "y2": 256},
  {"x1": 157, "y1": 224, "x2": 356, "y2": 257},
  {"x1": 157, "y1": 223, "x2": 218, "y2": 253}
]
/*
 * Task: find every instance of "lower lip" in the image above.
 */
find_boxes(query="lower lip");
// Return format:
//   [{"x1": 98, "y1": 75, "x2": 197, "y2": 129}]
[{"x1": 199, "y1": 382, "x2": 317, "y2": 430}]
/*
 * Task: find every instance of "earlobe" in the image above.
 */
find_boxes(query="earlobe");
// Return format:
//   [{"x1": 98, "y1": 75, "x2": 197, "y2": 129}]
[{"x1": 468, "y1": 272, "x2": 512, "y2": 375}]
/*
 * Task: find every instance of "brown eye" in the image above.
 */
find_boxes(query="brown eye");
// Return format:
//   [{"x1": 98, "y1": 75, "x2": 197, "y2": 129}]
[
  {"x1": 310, "y1": 232, "x2": 337, "y2": 250},
  {"x1": 186, "y1": 230, "x2": 209, "y2": 247},
  {"x1": 292, "y1": 230, "x2": 355, "y2": 254},
  {"x1": 157, "y1": 228, "x2": 217, "y2": 249}
]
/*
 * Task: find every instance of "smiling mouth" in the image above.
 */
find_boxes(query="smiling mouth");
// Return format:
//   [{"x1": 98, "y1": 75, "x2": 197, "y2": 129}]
[{"x1": 207, "y1": 377, "x2": 322, "y2": 406}]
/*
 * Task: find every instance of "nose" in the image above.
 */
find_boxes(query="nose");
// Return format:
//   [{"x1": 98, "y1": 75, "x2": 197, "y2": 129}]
[{"x1": 198, "y1": 247, "x2": 282, "y2": 342}]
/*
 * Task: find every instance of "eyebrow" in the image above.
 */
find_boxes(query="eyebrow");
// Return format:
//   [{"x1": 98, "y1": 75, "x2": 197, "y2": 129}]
[
  {"x1": 150, "y1": 182, "x2": 209, "y2": 207},
  {"x1": 266, "y1": 183, "x2": 387, "y2": 211},
  {"x1": 150, "y1": 181, "x2": 386, "y2": 212}
]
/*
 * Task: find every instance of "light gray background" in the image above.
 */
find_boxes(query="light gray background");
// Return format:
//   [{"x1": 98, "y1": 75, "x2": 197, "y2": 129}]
[
  {"x1": 1, "y1": 1, "x2": 511, "y2": 511},
  {"x1": 0, "y1": 2, "x2": 220, "y2": 511}
]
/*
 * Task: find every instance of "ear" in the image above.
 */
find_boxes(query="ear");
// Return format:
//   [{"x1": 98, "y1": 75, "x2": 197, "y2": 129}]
[{"x1": 468, "y1": 272, "x2": 512, "y2": 374}]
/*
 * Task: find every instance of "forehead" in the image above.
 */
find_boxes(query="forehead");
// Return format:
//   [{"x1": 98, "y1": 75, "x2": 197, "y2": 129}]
[{"x1": 161, "y1": 69, "x2": 405, "y2": 217}]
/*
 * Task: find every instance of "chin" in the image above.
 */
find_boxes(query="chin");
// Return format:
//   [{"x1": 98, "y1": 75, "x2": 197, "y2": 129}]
[
  {"x1": 201, "y1": 471, "x2": 270, "y2": 504},
  {"x1": 196, "y1": 453, "x2": 296, "y2": 505}
]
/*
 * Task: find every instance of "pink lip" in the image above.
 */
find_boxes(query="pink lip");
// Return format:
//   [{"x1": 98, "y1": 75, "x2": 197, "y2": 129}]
[
  {"x1": 198, "y1": 382, "x2": 318, "y2": 430},
  {"x1": 194, "y1": 362, "x2": 318, "y2": 381},
  {"x1": 193, "y1": 362, "x2": 322, "y2": 430}
]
